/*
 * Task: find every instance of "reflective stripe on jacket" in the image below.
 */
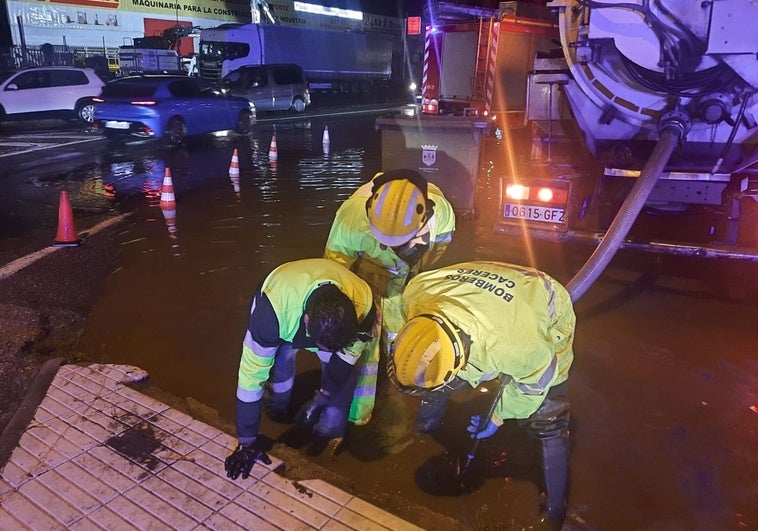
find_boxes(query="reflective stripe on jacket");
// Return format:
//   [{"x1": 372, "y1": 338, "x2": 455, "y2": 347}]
[{"x1": 401, "y1": 260, "x2": 575, "y2": 420}]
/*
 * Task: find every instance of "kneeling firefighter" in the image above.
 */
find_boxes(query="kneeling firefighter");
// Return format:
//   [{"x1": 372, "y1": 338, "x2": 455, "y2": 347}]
[
  {"x1": 225, "y1": 258, "x2": 379, "y2": 480},
  {"x1": 388, "y1": 260, "x2": 576, "y2": 519}
]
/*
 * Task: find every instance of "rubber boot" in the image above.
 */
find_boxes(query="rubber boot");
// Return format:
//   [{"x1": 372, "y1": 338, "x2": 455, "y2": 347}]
[{"x1": 541, "y1": 431, "x2": 569, "y2": 520}]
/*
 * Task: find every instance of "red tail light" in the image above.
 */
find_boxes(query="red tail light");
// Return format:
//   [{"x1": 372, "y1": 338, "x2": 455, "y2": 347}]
[{"x1": 505, "y1": 183, "x2": 568, "y2": 205}]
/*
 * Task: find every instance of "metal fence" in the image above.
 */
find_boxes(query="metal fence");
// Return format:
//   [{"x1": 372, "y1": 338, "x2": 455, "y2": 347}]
[{"x1": 0, "y1": 43, "x2": 120, "y2": 77}]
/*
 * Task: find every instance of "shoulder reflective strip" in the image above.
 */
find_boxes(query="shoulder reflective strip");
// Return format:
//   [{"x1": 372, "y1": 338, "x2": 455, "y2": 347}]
[
  {"x1": 513, "y1": 355, "x2": 558, "y2": 396},
  {"x1": 237, "y1": 386, "x2": 264, "y2": 402},
  {"x1": 509, "y1": 266, "x2": 558, "y2": 319}
]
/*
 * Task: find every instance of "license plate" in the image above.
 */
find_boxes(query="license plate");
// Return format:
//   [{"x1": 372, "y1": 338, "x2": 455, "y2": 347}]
[
  {"x1": 104, "y1": 121, "x2": 130, "y2": 130},
  {"x1": 503, "y1": 203, "x2": 566, "y2": 223}
]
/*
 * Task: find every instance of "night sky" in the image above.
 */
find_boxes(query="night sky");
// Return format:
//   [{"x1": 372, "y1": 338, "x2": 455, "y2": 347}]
[
  {"x1": 339, "y1": 1, "x2": 505, "y2": 18},
  {"x1": 330, "y1": 0, "x2": 426, "y2": 17}
]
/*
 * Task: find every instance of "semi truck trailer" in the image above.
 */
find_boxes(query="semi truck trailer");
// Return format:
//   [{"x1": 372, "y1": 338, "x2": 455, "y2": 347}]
[{"x1": 197, "y1": 23, "x2": 395, "y2": 93}]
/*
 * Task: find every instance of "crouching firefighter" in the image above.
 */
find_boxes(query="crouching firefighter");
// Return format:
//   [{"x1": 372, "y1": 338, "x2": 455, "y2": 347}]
[
  {"x1": 387, "y1": 260, "x2": 576, "y2": 520},
  {"x1": 324, "y1": 169, "x2": 456, "y2": 349},
  {"x1": 225, "y1": 258, "x2": 379, "y2": 480}
]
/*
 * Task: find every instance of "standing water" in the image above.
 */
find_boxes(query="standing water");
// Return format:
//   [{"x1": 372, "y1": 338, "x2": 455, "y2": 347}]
[{"x1": 70, "y1": 112, "x2": 758, "y2": 530}]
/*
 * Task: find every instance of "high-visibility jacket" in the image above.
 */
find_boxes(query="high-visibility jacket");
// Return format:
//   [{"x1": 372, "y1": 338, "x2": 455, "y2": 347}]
[
  {"x1": 324, "y1": 178, "x2": 456, "y2": 300},
  {"x1": 237, "y1": 259, "x2": 377, "y2": 408},
  {"x1": 401, "y1": 261, "x2": 575, "y2": 420}
]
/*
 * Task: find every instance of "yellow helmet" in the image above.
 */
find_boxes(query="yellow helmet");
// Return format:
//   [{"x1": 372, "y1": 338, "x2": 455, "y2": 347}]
[
  {"x1": 389, "y1": 314, "x2": 465, "y2": 393},
  {"x1": 366, "y1": 170, "x2": 429, "y2": 246}
]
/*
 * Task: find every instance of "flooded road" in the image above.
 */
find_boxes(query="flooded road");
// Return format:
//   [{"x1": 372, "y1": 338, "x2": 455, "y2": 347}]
[{"x1": 6, "y1": 113, "x2": 755, "y2": 529}]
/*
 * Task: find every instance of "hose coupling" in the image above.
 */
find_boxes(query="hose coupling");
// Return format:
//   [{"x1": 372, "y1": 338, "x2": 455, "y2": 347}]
[{"x1": 658, "y1": 109, "x2": 691, "y2": 139}]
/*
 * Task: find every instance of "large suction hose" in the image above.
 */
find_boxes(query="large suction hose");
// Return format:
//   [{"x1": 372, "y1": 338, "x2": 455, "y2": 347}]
[{"x1": 566, "y1": 124, "x2": 685, "y2": 301}]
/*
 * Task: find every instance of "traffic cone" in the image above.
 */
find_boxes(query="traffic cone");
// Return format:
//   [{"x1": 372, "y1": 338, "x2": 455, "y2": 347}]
[
  {"x1": 322, "y1": 125, "x2": 330, "y2": 146},
  {"x1": 229, "y1": 148, "x2": 240, "y2": 178},
  {"x1": 268, "y1": 134, "x2": 278, "y2": 161},
  {"x1": 159, "y1": 168, "x2": 176, "y2": 209},
  {"x1": 322, "y1": 125, "x2": 330, "y2": 155},
  {"x1": 53, "y1": 190, "x2": 81, "y2": 247}
]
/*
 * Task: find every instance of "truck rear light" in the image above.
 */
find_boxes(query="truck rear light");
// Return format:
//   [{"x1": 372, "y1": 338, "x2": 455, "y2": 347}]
[
  {"x1": 505, "y1": 183, "x2": 529, "y2": 200},
  {"x1": 421, "y1": 98, "x2": 438, "y2": 115},
  {"x1": 505, "y1": 183, "x2": 568, "y2": 205}
]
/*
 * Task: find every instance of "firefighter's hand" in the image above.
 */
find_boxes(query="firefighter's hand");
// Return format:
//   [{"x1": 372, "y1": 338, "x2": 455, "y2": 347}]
[
  {"x1": 224, "y1": 442, "x2": 271, "y2": 480},
  {"x1": 467, "y1": 415, "x2": 500, "y2": 439},
  {"x1": 295, "y1": 389, "x2": 331, "y2": 429}
]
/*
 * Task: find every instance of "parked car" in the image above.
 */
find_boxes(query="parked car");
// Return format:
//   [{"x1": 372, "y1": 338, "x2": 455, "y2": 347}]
[
  {"x1": 221, "y1": 64, "x2": 310, "y2": 113},
  {"x1": 93, "y1": 75, "x2": 256, "y2": 146},
  {"x1": 0, "y1": 66, "x2": 105, "y2": 123}
]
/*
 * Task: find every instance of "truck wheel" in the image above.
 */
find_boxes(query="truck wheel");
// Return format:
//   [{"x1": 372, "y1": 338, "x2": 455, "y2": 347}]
[
  {"x1": 76, "y1": 99, "x2": 96, "y2": 124},
  {"x1": 291, "y1": 98, "x2": 306, "y2": 113},
  {"x1": 236, "y1": 111, "x2": 253, "y2": 135},
  {"x1": 165, "y1": 117, "x2": 186, "y2": 147}
]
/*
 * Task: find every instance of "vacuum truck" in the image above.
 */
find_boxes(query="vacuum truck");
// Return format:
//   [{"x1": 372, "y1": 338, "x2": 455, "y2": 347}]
[{"x1": 410, "y1": 0, "x2": 758, "y2": 298}]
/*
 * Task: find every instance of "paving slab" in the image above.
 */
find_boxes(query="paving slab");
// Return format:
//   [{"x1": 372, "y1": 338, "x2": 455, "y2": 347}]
[{"x1": 0, "y1": 363, "x2": 426, "y2": 530}]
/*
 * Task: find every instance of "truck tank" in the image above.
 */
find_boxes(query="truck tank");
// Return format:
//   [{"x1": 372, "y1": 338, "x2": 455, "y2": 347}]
[
  {"x1": 490, "y1": 0, "x2": 758, "y2": 279},
  {"x1": 551, "y1": 0, "x2": 758, "y2": 174}
]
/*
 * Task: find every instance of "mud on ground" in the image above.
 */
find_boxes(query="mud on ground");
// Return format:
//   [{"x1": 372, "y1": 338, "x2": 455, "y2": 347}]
[{"x1": 0, "y1": 225, "x2": 119, "y2": 435}]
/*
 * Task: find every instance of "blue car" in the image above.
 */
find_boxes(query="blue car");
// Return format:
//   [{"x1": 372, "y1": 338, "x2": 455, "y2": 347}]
[{"x1": 93, "y1": 75, "x2": 255, "y2": 146}]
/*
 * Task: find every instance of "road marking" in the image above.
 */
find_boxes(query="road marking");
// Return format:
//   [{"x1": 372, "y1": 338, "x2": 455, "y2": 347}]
[
  {"x1": 0, "y1": 215, "x2": 127, "y2": 280},
  {"x1": 0, "y1": 136, "x2": 103, "y2": 158}
]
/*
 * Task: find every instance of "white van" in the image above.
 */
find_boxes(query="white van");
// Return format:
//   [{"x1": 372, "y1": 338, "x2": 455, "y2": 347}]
[{"x1": 221, "y1": 63, "x2": 310, "y2": 113}]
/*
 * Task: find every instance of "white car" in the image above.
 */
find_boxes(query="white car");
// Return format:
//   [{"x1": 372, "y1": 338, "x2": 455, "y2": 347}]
[{"x1": 0, "y1": 66, "x2": 105, "y2": 123}]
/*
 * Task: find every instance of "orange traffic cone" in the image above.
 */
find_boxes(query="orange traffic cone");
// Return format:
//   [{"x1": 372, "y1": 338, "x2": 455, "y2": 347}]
[
  {"x1": 160, "y1": 168, "x2": 176, "y2": 209},
  {"x1": 229, "y1": 148, "x2": 240, "y2": 178},
  {"x1": 269, "y1": 134, "x2": 278, "y2": 161},
  {"x1": 53, "y1": 191, "x2": 81, "y2": 247}
]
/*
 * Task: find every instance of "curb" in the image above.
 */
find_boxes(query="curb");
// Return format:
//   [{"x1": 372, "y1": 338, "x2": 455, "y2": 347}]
[{"x1": 0, "y1": 356, "x2": 64, "y2": 469}]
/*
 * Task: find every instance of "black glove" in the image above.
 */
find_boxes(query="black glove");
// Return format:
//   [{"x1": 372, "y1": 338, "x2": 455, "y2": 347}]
[
  {"x1": 224, "y1": 442, "x2": 271, "y2": 480},
  {"x1": 295, "y1": 389, "x2": 331, "y2": 430}
]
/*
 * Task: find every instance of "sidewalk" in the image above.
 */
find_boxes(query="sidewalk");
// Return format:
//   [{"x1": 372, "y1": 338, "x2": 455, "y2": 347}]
[{"x1": 0, "y1": 362, "x2": 426, "y2": 530}]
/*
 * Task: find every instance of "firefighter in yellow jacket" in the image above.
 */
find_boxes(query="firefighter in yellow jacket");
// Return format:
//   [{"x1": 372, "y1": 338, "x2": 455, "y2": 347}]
[
  {"x1": 325, "y1": 169, "x2": 455, "y2": 330},
  {"x1": 225, "y1": 259, "x2": 379, "y2": 481},
  {"x1": 324, "y1": 169, "x2": 456, "y2": 423},
  {"x1": 388, "y1": 260, "x2": 575, "y2": 519}
]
